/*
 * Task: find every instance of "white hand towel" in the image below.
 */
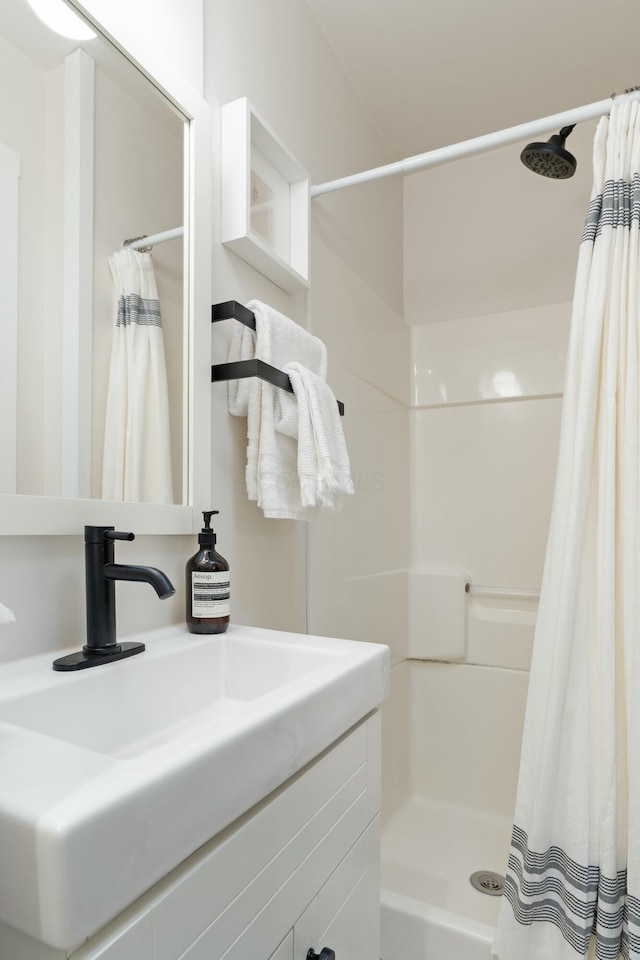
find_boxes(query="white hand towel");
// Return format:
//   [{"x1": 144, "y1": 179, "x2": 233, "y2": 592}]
[
  {"x1": 226, "y1": 321, "x2": 255, "y2": 417},
  {"x1": 227, "y1": 300, "x2": 327, "y2": 519},
  {"x1": 284, "y1": 362, "x2": 353, "y2": 510},
  {"x1": 0, "y1": 601, "x2": 15, "y2": 624}
]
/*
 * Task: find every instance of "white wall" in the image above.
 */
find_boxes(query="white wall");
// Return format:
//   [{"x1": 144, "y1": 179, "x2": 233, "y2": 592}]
[
  {"x1": 202, "y1": 1, "x2": 409, "y2": 828},
  {"x1": 74, "y1": 0, "x2": 204, "y2": 96},
  {"x1": 205, "y1": 0, "x2": 408, "y2": 638},
  {"x1": 402, "y1": 134, "x2": 595, "y2": 325}
]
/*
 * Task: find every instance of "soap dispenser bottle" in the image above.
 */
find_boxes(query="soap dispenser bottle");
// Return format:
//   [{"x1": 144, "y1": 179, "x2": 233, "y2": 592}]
[{"x1": 186, "y1": 510, "x2": 230, "y2": 634}]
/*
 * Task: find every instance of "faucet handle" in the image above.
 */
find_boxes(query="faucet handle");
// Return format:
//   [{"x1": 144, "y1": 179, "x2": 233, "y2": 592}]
[{"x1": 104, "y1": 530, "x2": 135, "y2": 542}]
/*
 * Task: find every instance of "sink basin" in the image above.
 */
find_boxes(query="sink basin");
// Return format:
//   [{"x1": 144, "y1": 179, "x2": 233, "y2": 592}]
[
  {"x1": 0, "y1": 624, "x2": 389, "y2": 951},
  {"x1": 0, "y1": 635, "x2": 337, "y2": 758}
]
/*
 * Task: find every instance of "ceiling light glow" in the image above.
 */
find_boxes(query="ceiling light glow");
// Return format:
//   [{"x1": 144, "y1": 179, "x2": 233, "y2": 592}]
[{"x1": 25, "y1": 0, "x2": 97, "y2": 41}]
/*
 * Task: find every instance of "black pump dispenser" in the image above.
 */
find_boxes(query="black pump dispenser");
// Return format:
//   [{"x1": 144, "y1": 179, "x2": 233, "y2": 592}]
[
  {"x1": 198, "y1": 510, "x2": 218, "y2": 546},
  {"x1": 186, "y1": 509, "x2": 230, "y2": 634}
]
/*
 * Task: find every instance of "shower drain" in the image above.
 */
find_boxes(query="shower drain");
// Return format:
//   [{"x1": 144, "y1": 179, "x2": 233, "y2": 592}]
[{"x1": 469, "y1": 870, "x2": 505, "y2": 896}]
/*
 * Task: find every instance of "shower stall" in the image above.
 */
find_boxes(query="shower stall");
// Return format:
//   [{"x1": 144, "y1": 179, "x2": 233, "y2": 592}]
[
  {"x1": 376, "y1": 302, "x2": 567, "y2": 959},
  {"x1": 308, "y1": 90, "x2": 640, "y2": 960},
  {"x1": 309, "y1": 297, "x2": 568, "y2": 958}
]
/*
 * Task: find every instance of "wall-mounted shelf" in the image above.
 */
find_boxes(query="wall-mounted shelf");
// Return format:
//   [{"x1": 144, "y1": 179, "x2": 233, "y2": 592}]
[
  {"x1": 220, "y1": 99, "x2": 310, "y2": 293},
  {"x1": 211, "y1": 301, "x2": 344, "y2": 416}
]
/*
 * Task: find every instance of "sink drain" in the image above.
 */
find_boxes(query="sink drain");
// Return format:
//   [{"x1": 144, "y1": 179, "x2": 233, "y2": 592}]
[{"x1": 469, "y1": 870, "x2": 505, "y2": 896}]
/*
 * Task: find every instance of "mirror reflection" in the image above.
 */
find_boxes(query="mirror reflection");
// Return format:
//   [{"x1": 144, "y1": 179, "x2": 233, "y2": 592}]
[{"x1": 0, "y1": 0, "x2": 187, "y2": 505}]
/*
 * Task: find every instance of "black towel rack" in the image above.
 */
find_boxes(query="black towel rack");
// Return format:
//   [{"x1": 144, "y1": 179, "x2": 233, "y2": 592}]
[{"x1": 211, "y1": 301, "x2": 345, "y2": 416}]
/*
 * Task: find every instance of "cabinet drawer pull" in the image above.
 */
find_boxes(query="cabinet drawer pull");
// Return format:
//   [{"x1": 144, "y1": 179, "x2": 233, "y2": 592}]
[{"x1": 307, "y1": 949, "x2": 336, "y2": 960}]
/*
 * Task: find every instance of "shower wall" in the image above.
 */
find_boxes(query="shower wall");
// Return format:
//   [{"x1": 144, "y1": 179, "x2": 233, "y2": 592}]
[
  {"x1": 404, "y1": 301, "x2": 570, "y2": 819},
  {"x1": 411, "y1": 304, "x2": 567, "y2": 625},
  {"x1": 307, "y1": 297, "x2": 569, "y2": 830},
  {"x1": 412, "y1": 302, "x2": 568, "y2": 587}
]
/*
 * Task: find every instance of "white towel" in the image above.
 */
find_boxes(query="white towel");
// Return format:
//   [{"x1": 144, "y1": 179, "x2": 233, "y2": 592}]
[
  {"x1": 284, "y1": 362, "x2": 353, "y2": 509},
  {"x1": 0, "y1": 601, "x2": 15, "y2": 624},
  {"x1": 227, "y1": 300, "x2": 327, "y2": 520},
  {"x1": 102, "y1": 248, "x2": 174, "y2": 504},
  {"x1": 227, "y1": 322, "x2": 255, "y2": 417}
]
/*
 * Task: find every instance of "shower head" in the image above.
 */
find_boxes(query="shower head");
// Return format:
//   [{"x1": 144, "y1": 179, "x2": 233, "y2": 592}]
[{"x1": 520, "y1": 125, "x2": 577, "y2": 179}]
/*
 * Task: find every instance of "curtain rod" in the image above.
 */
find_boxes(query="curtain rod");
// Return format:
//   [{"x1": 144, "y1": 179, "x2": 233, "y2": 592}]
[
  {"x1": 125, "y1": 226, "x2": 184, "y2": 250},
  {"x1": 311, "y1": 90, "x2": 640, "y2": 198}
]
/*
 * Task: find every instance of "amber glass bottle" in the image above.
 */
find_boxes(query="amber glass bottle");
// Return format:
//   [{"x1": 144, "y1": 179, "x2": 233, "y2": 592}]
[{"x1": 185, "y1": 510, "x2": 230, "y2": 634}]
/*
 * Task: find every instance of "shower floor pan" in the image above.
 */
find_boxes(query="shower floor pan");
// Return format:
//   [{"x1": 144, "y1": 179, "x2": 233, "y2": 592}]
[{"x1": 380, "y1": 794, "x2": 513, "y2": 960}]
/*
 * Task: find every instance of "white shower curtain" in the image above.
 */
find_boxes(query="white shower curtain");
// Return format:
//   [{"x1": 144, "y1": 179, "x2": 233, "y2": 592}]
[
  {"x1": 101, "y1": 247, "x2": 174, "y2": 504},
  {"x1": 493, "y1": 100, "x2": 640, "y2": 960}
]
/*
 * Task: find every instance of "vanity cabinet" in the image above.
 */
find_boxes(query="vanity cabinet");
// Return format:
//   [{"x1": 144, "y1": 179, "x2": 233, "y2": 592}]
[{"x1": 2, "y1": 713, "x2": 381, "y2": 960}]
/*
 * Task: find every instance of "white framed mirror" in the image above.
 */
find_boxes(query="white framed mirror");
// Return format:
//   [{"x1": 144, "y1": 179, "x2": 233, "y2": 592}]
[{"x1": 0, "y1": 0, "x2": 212, "y2": 535}]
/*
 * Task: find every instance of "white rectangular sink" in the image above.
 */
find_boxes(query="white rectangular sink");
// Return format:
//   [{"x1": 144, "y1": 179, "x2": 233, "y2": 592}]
[
  {"x1": 0, "y1": 624, "x2": 389, "y2": 951},
  {"x1": 0, "y1": 637, "x2": 336, "y2": 758}
]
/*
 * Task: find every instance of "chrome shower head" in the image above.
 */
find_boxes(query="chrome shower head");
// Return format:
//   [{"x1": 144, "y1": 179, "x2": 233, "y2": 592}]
[{"x1": 520, "y1": 125, "x2": 577, "y2": 179}]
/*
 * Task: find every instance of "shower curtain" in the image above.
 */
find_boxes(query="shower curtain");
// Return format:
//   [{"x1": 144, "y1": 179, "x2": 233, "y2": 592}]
[
  {"x1": 102, "y1": 247, "x2": 174, "y2": 504},
  {"x1": 493, "y1": 100, "x2": 640, "y2": 960}
]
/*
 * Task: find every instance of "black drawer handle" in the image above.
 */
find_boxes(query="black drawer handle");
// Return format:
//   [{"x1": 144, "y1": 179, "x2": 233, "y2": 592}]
[{"x1": 307, "y1": 950, "x2": 336, "y2": 960}]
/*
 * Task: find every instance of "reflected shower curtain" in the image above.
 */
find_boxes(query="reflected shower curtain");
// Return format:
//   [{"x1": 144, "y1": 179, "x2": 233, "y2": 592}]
[
  {"x1": 102, "y1": 247, "x2": 173, "y2": 504},
  {"x1": 493, "y1": 100, "x2": 640, "y2": 960}
]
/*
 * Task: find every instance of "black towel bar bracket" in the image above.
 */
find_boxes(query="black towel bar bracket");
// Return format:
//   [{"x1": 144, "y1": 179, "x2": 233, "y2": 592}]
[
  {"x1": 212, "y1": 299, "x2": 257, "y2": 329},
  {"x1": 211, "y1": 301, "x2": 345, "y2": 416}
]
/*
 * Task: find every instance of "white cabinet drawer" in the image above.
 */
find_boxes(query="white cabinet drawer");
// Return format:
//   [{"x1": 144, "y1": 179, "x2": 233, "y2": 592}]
[
  {"x1": 293, "y1": 817, "x2": 381, "y2": 960},
  {"x1": 184, "y1": 788, "x2": 369, "y2": 960},
  {"x1": 320, "y1": 874, "x2": 368, "y2": 960},
  {"x1": 319, "y1": 830, "x2": 368, "y2": 937},
  {"x1": 269, "y1": 931, "x2": 294, "y2": 960},
  {"x1": 312, "y1": 817, "x2": 381, "y2": 960},
  {"x1": 293, "y1": 898, "x2": 318, "y2": 960},
  {"x1": 153, "y1": 722, "x2": 369, "y2": 960}
]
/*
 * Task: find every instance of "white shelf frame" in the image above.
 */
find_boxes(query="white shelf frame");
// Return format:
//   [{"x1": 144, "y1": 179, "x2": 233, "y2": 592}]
[{"x1": 221, "y1": 98, "x2": 310, "y2": 293}]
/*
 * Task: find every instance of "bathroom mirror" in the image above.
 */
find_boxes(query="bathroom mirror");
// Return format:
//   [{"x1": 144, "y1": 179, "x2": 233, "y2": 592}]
[{"x1": 0, "y1": 0, "x2": 212, "y2": 534}]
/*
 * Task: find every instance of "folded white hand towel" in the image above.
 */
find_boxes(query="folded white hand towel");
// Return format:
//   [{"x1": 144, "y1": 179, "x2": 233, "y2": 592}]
[
  {"x1": 227, "y1": 301, "x2": 327, "y2": 520},
  {"x1": 0, "y1": 601, "x2": 15, "y2": 625},
  {"x1": 285, "y1": 362, "x2": 354, "y2": 510}
]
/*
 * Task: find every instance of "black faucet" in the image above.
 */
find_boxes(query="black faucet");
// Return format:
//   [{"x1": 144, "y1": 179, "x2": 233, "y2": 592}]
[{"x1": 53, "y1": 526, "x2": 176, "y2": 672}]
